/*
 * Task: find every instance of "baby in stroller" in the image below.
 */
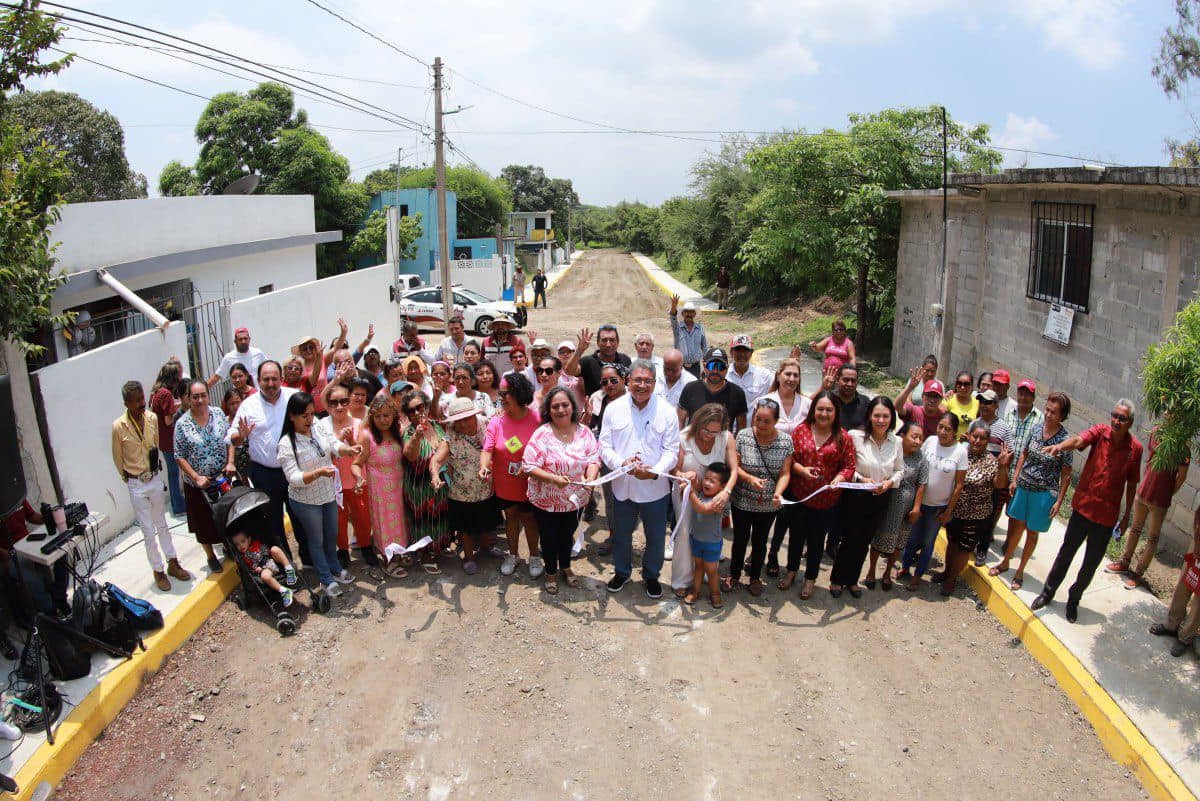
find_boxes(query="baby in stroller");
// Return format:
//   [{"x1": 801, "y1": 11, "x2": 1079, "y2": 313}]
[{"x1": 230, "y1": 531, "x2": 298, "y2": 607}]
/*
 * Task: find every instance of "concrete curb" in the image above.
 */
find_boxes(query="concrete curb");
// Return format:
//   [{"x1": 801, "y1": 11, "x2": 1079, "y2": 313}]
[
  {"x1": 935, "y1": 532, "x2": 1197, "y2": 801},
  {"x1": 629, "y1": 252, "x2": 729, "y2": 314},
  {"x1": 544, "y1": 250, "x2": 583, "y2": 294},
  {"x1": 12, "y1": 567, "x2": 240, "y2": 799}
]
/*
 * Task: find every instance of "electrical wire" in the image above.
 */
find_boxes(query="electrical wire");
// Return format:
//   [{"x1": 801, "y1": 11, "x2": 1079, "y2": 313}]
[
  {"x1": 22, "y1": 2, "x2": 429, "y2": 133},
  {"x1": 301, "y1": 0, "x2": 427, "y2": 68}
]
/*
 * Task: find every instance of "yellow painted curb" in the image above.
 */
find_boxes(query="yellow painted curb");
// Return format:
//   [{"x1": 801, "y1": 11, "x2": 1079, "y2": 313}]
[
  {"x1": 934, "y1": 533, "x2": 1197, "y2": 801},
  {"x1": 12, "y1": 567, "x2": 240, "y2": 800}
]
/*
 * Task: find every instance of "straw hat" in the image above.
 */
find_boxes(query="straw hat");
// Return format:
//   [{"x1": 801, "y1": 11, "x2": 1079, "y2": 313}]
[
  {"x1": 290, "y1": 335, "x2": 320, "y2": 355},
  {"x1": 444, "y1": 396, "x2": 480, "y2": 422}
]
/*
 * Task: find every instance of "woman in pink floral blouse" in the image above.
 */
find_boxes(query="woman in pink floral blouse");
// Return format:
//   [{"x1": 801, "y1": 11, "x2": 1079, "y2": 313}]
[{"x1": 523, "y1": 386, "x2": 601, "y2": 594}]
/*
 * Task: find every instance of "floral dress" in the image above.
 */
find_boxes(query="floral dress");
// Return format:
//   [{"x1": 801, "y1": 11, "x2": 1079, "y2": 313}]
[
  {"x1": 363, "y1": 434, "x2": 409, "y2": 554},
  {"x1": 403, "y1": 422, "x2": 451, "y2": 550}
]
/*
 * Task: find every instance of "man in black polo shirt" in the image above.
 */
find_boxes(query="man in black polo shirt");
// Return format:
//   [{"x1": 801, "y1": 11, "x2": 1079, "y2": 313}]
[
  {"x1": 573, "y1": 324, "x2": 632, "y2": 396},
  {"x1": 825, "y1": 362, "x2": 869, "y2": 430},
  {"x1": 678, "y1": 347, "x2": 748, "y2": 430}
]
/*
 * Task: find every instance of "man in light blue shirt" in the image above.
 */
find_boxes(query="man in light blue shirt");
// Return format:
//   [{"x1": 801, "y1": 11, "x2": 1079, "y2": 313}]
[{"x1": 669, "y1": 294, "x2": 707, "y2": 377}]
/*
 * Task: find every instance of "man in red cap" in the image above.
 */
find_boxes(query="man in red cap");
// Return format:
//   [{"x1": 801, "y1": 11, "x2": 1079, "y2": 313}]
[
  {"x1": 207, "y1": 326, "x2": 266, "y2": 388},
  {"x1": 727, "y1": 334, "x2": 772, "y2": 406},
  {"x1": 991, "y1": 369, "x2": 1015, "y2": 420},
  {"x1": 895, "y1": 366, "x2": 945, "y2": 438},
  {"x1": 1005, "y1": 378, "x2": 1042, "y2": 454}
]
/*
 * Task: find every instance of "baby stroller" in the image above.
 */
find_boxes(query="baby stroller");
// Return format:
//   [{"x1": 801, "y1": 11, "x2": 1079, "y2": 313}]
[{"x1": 209, "y1": 481, "x2": 331, "y2": 636}]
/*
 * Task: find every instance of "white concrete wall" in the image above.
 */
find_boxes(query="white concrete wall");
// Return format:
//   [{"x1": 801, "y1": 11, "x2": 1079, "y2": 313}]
[
  {"x1": 230, "y1": 264, "x2": 401, "y2": 366},
  {"x1": 50, "y1": 195, "x2": 320, "y2": 311},
  {"x1": 35, "y1": 322, "x2": 188, "y2": 536}
]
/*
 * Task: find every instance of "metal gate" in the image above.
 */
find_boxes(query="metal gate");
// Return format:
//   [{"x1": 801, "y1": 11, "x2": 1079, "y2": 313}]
[{"x1": 181, "y1": 297, "x2": 231, "y2": 384}]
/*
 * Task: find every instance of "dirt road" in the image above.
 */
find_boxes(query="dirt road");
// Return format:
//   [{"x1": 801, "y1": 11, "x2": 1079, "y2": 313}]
[{"x1": 57, "y1": 251, "x2": 1143, "y2": 801}]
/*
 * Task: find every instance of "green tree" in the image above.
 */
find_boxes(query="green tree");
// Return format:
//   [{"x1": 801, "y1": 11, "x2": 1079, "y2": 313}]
[
  {"x1": 0, "y1": 1, "x2": 74, "y2": 354},
  {"x1": 739, "y1": 106, "x2": 999, "y2": 345},
  {"x1": 158, "y1": 159, "x2": 201, "y2": 196},
  {"x1": 499, "y1": 164, "x2": 578, "y2": 243},
  {"x1": 396, "y1": 165, "x2": 511, "y2": 238},
  {"x1": 361, "y1": 163, "x2": 421, "y2": 196},
  {"x1": 160, "y1": 83, "x2": 368, "y2": 275},
  {"x1": 348, "y1": 209, "x2": 422, "y2": 262},
  {"x1": 610, "y1": 202, "x2": 661, "y2": 252},
  {"x1": 8, "y1": 90, "x2": 146, "y2": 202},
  {"x1": 1142, "y1": 298, "x2": 1200, "y2": 469},
  {"x1": 1154, "y1": 3, "x2": 1200, "y2": 163}
]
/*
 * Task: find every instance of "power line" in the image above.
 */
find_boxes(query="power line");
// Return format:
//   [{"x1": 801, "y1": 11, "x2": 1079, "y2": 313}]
[
  {"x1": 25, "y1": 2, "x2": 429, "y2": 133},
  {"x1": 301, "y1": 0, "x2": 427, "y2": 68},
  {"x1": 51, "y1": 47, "x2": 209, "y2": 101}
]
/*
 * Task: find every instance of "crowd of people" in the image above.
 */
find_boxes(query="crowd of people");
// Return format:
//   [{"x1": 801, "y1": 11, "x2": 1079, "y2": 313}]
[{"x1": 103, "y1": 303, "x2": 1200, "y2": 656}]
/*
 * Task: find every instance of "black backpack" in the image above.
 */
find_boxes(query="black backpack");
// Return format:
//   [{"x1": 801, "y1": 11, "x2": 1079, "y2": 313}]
[{"x1": 72, "y1": 580, "x2": 140, "y2": 654}]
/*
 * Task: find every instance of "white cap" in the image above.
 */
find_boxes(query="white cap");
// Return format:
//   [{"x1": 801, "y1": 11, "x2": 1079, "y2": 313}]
[
  {"x1": 681, "y1": 301, "x2": 697, "y2": 312},
  {"x1": 531, "y1": 338, "x2": 550, "y2": 349},
  {"x1": 557, "y1": 340, "x2": 576, "y2": 352}
]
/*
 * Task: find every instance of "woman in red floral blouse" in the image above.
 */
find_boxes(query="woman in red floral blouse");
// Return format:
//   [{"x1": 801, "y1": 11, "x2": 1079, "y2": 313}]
[{"x1": 779, "y1": 391, "x2": 857, "y2": 599}]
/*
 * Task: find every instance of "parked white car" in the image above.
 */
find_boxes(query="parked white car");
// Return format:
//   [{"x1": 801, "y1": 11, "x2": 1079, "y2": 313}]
[{"x1": 396, "y1": 285, "x2": 524, "y2": 335}]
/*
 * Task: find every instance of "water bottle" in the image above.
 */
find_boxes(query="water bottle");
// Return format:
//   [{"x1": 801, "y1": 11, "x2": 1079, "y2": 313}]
[
  {"x1": 1111, "y1": 523, "x2": 1123, "y2": 541},
  {"x1": 214, "y1": 476, "x2": 231, "y2": 495}
]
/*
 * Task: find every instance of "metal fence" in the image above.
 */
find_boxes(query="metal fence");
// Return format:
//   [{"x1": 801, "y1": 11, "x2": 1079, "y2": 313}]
[{"x1": 180, "y1": 297, "x2": 230, "y2": 384}]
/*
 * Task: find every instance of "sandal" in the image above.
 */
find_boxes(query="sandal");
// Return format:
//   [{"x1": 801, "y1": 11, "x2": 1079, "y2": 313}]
[
  {"x1": 422, "y1": 560, "x2": 442, "y2": 575},
  {"x1": 906, "y1": 577, "x2": 920, "y2": 592},
  {"x1": 561, "y1": 569, "x2": 580, "y2": 588},
  {"x1": 829, "y1": 586, "x2": 843, "y2": 598},
  {"x1": 683, "y1": 591, "x2": 699, "y2": 605},
  {"x1": 863, "y1": 578, "x2": 876, "y2": 590},
  {"x1": 847, "y1": 585, "x2": 863, "y2": 599},
  {"x1": 881, "y1": 577, "x2": 893, "y2": 591},
  {"x1": 1170, "y1": 639, "x2": 1191, "y2": 657},
  {"x1": 1010, "y1": 574, "x2": 1024, "y2": 591},
  {"x1": 988, "y1": 562, "x2": 1010, "y2": 577},
  {"x1": 1150, "y1": 623, "x2": 1179, "y2": 637},
  {"x1": 711, "y1": 593, "x2": 724, "y2": 609},
  {"x1": 766, "y1": 563, "x2": 781, "y2": 578},
  {"x1": 778, "y1": 571, "x2": 796, "y2": 591},
  {"x1": 799, "y1": 579, "x2": 814, "y2": 600},
  {"x1": 748, "y1": 579, "x2": 764, "y2": 597},
  {"x1": 720, "y1": 576, "x2": 737, "y2": 593},
  {"x1": 544, "y1": 577, "x2": 559, "y2": 595},
  {"x1": 673, "y1": 587, "x2": 688, "y2": 598},
  {"x1": 384, "y1": 560, "x2": 408, "y2": 579}
]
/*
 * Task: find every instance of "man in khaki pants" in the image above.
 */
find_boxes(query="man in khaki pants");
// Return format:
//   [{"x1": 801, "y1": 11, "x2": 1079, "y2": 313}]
[
  {"x1": 1149, "y1": 507, "x2": 1200, "y2": 657},
  {"x1": 1105, "y1": 427, "x2": 1190, "y2": 590},
  {"x1": 112, "y1": 380, "x2": 193, "y2": 592}
]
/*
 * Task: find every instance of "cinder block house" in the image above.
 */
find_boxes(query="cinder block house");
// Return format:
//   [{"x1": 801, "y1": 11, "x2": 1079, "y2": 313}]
[{"x1": 887, "y1": 167, "x2": 1200, "y2": 547}]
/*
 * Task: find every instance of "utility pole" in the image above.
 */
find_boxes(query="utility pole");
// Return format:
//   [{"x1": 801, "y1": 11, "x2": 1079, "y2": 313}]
[
  {"x1": 433, "y1": 56, "x2": 453, "y2": 335},
  {"x1": 567, "y1": 206, "x2": 573, "y2": 261}
]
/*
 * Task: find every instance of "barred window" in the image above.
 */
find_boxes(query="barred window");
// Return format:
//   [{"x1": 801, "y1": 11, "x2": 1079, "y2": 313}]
[{"x1": 1027, "y1": 202, "x2": 1094, "y2": 313}]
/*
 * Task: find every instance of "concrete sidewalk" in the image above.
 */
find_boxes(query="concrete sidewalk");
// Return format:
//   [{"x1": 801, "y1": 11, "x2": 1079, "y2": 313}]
[
  {"x1": 3, "y1": 514, "x2": 237, "y2": 799},
  {"x1": 630, "y1": 252, "x2": 721, "y2": 312},
  {"x1": 969, "y1": 509, "x2": 1200, "y2": 801}
]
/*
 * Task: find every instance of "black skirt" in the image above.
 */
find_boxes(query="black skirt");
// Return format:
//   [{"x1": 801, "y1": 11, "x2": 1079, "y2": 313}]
[
  {"x1": 447, "y1": 496, "x2": 502, "y2": 535},
  {"x1": 946, "y1": 517, "x2": 987, "y2": 552},
  {"x1": 183, "y1": 482, "x2": 221, "y2": 545}
]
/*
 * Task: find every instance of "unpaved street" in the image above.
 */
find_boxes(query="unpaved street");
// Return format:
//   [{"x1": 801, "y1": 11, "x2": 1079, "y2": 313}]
[{"x1": 57, "y1": 251, "x2": 1143, "y2": 801}]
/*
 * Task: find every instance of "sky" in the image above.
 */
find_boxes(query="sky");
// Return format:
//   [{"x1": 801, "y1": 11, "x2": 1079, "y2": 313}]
[{"x1": 23, "y1": 0, "x2": 1199, "y2": 207}]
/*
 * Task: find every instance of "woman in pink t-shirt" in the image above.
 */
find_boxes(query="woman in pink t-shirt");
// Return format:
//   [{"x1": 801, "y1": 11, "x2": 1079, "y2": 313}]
[
  {"x1": 809, "y1": 319, "x2": 856, "y2": 373},
  {"x1": 481, "y1": 373, "x2": 542, "y2": 579},
  {"x1": 524, "y1": 387, "x2": 601, "y2": 594}
]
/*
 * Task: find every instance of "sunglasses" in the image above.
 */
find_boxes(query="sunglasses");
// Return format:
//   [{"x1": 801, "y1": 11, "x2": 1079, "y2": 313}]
[
  {"x1": 535, "y1": 367, "x2": 557, "y2": 376},
  {"x1": 498, "y1": 390, "x2": 510, "y2": 398},
  {"x1": 328, "y1": 398, "x2": 350, "y2": 407},
  {"x1": 705, "y1": 361, "x2": 727, "y2": 371},
  {"x1": 955, "y1": 381, "x2": 972, "y2": 388},
  {"x1": 601, "y1": 377, "x2": 621, "y2": 386},
  {"x1": 1111, "y1": 412, "x2": 1130, "y2": 423},
  {"x1": 190, "y1": 392, "x2": 208, "y2": 399},
  {"x1": 407, "y1": 405, "x2": 426, "y2": 415},
  {"x1": 756, "y1": 397, "x2": 780, "y2": 408}
]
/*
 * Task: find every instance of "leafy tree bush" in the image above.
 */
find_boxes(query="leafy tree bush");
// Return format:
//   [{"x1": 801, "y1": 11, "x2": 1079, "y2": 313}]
[
  {"x1": 348, "y1": 210, "x2": 422, "y2": 262},
  {"x1": 1142, "y1": 298, "x2": 1200, "y2": 469},
  {"x1": 395, "y1": 165, "x2": 511, "y2": 239}
]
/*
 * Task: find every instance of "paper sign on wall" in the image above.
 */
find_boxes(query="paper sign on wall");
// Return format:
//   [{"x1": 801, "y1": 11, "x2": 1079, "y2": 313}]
[{"x1": 1042, "y1": 304, "x2": 1074, "y2": 346}]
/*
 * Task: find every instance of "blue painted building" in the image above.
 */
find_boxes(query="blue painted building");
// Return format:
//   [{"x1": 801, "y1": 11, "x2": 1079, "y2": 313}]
[{"x1": 363, "y1": 189, "x2": 498, "y2": 282}]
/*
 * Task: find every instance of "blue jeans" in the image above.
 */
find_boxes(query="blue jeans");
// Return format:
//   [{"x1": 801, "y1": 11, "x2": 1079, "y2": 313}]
[
  {"x1": 164, "y1": 453, "x2": 186, "y2": 516},
  {"x1": 611, "y1": 495, "x2": 669, "y2": 581},
  {"x1": 289, "y1": 499, "x2": 340, "y2": 586},
  {"x1": 901, "y1": 504, "x2": 947, "y2": 577}
]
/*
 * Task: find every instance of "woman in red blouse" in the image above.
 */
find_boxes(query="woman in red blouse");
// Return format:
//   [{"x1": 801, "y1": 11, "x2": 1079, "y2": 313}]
[{"x1": 779, "y1": 391, "x2": 857, "y2": 599}]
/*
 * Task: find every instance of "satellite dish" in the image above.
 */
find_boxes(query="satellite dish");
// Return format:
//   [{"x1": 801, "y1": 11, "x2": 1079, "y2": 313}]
[{"x1": 222, "y1": 174, "x2": 260, "y2": 195}]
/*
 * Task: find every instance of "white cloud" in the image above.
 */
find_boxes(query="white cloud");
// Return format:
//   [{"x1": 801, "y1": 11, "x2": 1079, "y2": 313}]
[
  {"x1": 995, "y1": 113, "x2": 1058, "y2": 165},
  {"x1": 1010, "y1": 0, "x2": 1130, "y2": 70}
]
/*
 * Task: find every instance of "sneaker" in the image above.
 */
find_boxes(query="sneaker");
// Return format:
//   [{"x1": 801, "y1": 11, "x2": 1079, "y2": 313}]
[
  {"x1": 462, "y1": 559, "x2": 479, "y2": 575},
  {"x1": 279, "y1": 587, "x2": 295, "y2": 607},
  {"x1": 284, "y1": 565, "x2": 298, "y2": 586},
  {"x1": 645, "y1": 577, "x2": 663, "y2": 599},
  {"x1": 487, "y1": 544, "x2": 507, "y2": 559},
  {"x1": 571, "y1": 541, "x2": 584, "y2": 558},
  {"x1": 664, "y1": 541, "x2": 674, "y2": 561},
  {"x1": 500, "y1": 554, "x2": 519, "y2": 576},
  {"x1": 528, "y1": 556, "x2": 545, "y2": 579},
  {"x1": 1122, "y1": 574, "x2": 1144, "y2": 590},
  {"x1": 606, "y1": 574, "x2": 629, "y2": 593},
  {"x1": 337, "y1": 549, "x2": 351, "y2": 570},
  {"x1": 1104, "y1": 560, "x2": 1130, "y2": 575},
  {"x1": 333, "y1": 569, "x2": 355, "y2": 585},
  {"x1": 323, "y1": 582, "x2": 343, "y2": 598}
]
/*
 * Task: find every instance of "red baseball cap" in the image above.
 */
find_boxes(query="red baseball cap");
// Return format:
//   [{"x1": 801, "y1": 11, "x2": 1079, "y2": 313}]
[
  {"x1": 234, "y1": 327, "x2": 250, "y2": 336},
  {"x1": 1018, "y1": 379, "x2": 1036, "y2": 394},
  {"x1": 924, "y1": 379, "x2": 945, "y2": 397},
  {"x1": 992, "y1": 369, "x2": 1010, "y2": 385}
]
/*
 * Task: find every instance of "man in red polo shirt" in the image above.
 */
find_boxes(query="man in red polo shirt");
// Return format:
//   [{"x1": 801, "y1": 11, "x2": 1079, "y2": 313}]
[{"x1": 1033, "y1": 397, "x2": 1143, "y2": 623}]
